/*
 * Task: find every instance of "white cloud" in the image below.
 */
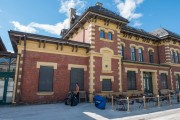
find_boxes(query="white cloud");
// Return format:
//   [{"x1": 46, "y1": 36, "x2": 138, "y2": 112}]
[
  {"x1": 31, "y1": 19, "x2": 69, "y2": 35},
  {"x1": 10, "y1": 21, "x2": 37, "y2": 33},
  {"x1": 133, "y1": 21, "x2": 142, "y2": 27},
  {"x1": 114, "y1": 0, "x2": 144, "y2": 20},
  {"x1": 59, "y1": 0, "x2": 86, "y2": 16},
  {"x1": 10, "y1": 0, "x2": 86, "y2": 35}
]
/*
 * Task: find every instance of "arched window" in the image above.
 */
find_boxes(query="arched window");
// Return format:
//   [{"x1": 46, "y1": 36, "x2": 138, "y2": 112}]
[
  {"x1": 171, "y1": 50, "x2": 175, "y2": 63},
  {"x1": 100, "y1": 30, "x2": 105, "y2": 38},
  {"x1": 138, "y1": 48, "x2": 143, "y2": 62},
  {"x1": 131, "y1": 47, "x2": 136, "y2": 61},
  {"x1": 175, "y1": 51, "x2": 179, "y2": 63},
  {"x1": 120, "y1": 44, "x2": 124, "y2": 59},
  {"x1": 108, "y1": 32, "x2": 112, "y2": 40},
  {"x1": 149, "y1": 50, "x2": 154, "y2": 63}
]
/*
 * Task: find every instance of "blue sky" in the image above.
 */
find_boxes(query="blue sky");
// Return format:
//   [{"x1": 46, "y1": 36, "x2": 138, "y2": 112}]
[{"x1": 0, "y1": 0, "x2": 180, "y2": 52}]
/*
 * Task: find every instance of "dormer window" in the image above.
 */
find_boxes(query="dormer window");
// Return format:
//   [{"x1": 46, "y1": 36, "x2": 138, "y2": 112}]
[
  {"x1": 100, "y1": 30, "x2": 105, "y2": 38},
  {"x1": 108, "y1": 32, "x2": 112, "y2": 40}
]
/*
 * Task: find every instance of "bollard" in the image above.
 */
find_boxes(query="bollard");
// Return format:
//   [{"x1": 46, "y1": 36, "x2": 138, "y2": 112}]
[
  {"x1": 127, "y1": 97, "x2": 130, "y2": 112},
  {"x1": 169, "y1": 93, "x2": 171, "y2": 105},
  {"x1": 111, "y1": 96, "x2": 114, "y2": 111},
  {"x1": 143, "y1": 96, "x2": 146, "y2": 109},
  {"x1": 177, "y1": 92, "x2": 180, "y2": 103},
  {"x1": 157, "y1": 95, "x2": 160, "y2": 107}
]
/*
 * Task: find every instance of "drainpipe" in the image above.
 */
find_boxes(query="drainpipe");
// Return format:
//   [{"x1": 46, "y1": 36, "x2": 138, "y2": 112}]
[
  {"x1": 12, "y1": 53, "x2": 21, "y2": 103},
  {"x1": 19, "y1": 34, "x2": 27, "y2": 102}
]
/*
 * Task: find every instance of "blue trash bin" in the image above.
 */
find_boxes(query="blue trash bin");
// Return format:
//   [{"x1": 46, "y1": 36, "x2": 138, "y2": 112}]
[{"x1": 93, "y1": 95, "x2": 106, "y2": 109}]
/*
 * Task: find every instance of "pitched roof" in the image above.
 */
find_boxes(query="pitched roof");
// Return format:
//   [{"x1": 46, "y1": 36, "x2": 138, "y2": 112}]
[
  {"x1": 88, "y1": 5, "x2": 129, "y2": 23},
  {"x1": 0, "y1": 37, "x2": 7, "y2": 51},
  {"x1": 9, "y1": 30, "x2": 90, "y2": 53},
  {"x1": 62, "y1": 3, "x2": 128, "y2": 38},
  {"x1": 150, "y1": 28, "x2": 180, "y2": 40},
  {"x1": 122, "y1": 26, "x2": 159, "y2": 40}
]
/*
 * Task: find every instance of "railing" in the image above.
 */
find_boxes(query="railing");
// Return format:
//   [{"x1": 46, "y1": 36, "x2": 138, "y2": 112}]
[{"x1": 110, "y1": 93, "x2": 180, "y2": 112}]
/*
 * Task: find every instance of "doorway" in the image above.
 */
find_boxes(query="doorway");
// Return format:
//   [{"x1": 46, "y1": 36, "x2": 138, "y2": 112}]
[
  {"x1": 143, "y1": 72, "x2": 153, "y2": 94},
  {"x1": 70, "y1": 68, "x2": 84, "y2": 91}
]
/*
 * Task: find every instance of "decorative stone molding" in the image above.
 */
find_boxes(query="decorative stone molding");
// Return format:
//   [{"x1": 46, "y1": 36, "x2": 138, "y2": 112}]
[
  {"x1": 100, "y1": 75, "x2": 114, "y2": 82},
  {"x1": 125, "y1": 67, "x2": 138, "y2": 73},
  {"x1": 68, "y1": 64, "x2": 87, "y2": 71},
  {"x1": 148, "y1": 48, "x2": 154, "y2": 52},
  {"x1": 36, "y1": 62, "x2": 57, "y2": 69}
]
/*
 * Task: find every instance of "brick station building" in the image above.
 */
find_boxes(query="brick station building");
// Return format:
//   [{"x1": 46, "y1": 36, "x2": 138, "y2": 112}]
[{"x1": 9, "y1": 2, "x2": 180, "y2": 104}]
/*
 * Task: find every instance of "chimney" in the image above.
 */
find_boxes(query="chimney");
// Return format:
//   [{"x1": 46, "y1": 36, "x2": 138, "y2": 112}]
[
  {"x1": 69, "y1": 8, "x2": 76, "y2": 27},
  {"x1": 95, "y1": 2, "x2": 103, "y2": 7}
]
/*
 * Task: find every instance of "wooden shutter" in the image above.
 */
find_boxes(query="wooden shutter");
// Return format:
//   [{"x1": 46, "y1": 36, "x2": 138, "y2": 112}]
[
  {"x1": 70, "y1": 68, "x2": 84, "y2": 91},
  {"x1": 39, "y1": 66, "x2": 54, "y2": 92},
  {"x1": 102, "y1": 79, "x2": 112, "y2": 91}
]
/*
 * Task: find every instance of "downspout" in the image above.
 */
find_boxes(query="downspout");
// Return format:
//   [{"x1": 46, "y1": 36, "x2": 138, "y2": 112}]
[{"x1": 12, "y1": 53, "x2": 21, "y2": 103}]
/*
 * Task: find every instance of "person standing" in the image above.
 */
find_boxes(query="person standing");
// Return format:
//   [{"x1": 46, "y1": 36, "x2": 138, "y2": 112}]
[{"x1": 75, "y1": 83, "x2": 79, "y2": 102}]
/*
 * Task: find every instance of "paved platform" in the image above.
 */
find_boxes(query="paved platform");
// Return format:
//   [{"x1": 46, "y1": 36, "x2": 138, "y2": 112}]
[{"x1": 0, "y1": 103, "x2": 180, "y2": 120}]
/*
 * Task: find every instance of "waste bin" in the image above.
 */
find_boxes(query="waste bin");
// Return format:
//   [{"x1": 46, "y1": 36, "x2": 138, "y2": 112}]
[{"x1": 93, "y1": 95, "x2": 106, "y2": 109}]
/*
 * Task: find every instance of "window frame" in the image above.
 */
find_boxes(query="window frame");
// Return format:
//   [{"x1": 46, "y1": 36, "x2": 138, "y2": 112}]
[
  {"x1": 108, "y1": 32, "x2": 113, "y2": 40},
  {"x1": 160, "y1": 73, "x2": 168, "y2": 89},
  {"x1": 138, "y1": 48, "x2": 143, "y2": 62},
  {"x1": 127, "y1": 71, "x2": 137, "y2": 90},
  {"x1": 175, "y1": 51, "x2": 179, "y2": 63},
  {"x1": 149, "y1": 50, "x2": 154, "y2": 63},
  {"x1": 175, "y1": 74, "x2": 180, "y2": 90},
  {"x1": 171, "y1": 50, "x2": 175, "y2": 63},
  {"x1": 100, "y1": 30, "x2": 105, "y2": 39},
  {"x1": 102, "y1": 79, "x2": 112, "y2": 91},
  {"x1": 38, "y1": 66, "x2": 54, "y2": 92},
  {"x1": 131, "y1": 47, "x2": 136, "y2": 61}
]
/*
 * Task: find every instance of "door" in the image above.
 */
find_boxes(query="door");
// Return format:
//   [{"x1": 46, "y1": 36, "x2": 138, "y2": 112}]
[
  {"x1": 143, "y1": 72, "x2": 153, "y2": 94},
  {"x1": 0, "y1": 73, "x2": 14, "y2": 104},
  {"x1": 0, "y1": 77, "x2": 5, "y2": 102},
  {"x1": 70, "y1": 68, "x2": 84, "y2": 91}
]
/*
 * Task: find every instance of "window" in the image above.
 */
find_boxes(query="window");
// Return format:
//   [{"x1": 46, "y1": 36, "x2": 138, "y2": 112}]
[
  {"x1": 171, "y1": 50, "x2": 175, "y2": 63},
  {"x1": 108, "y1": 32, "x2": 112, "y2": 40},
  {"x1": 176, "y1": 74, "x2": 180, "y2": 90},
  {"x1": 149, "y1": 50, "x2": 154, "y2": 63},
  {"x1": 120, "y1": 45, "x2": 124, "y2": 58},
  {"x1": 175, "y1": 51, "x2": 179, "y2": 63},
  {"x1": 102, "y1": 79, "x2": 112, "y2": 91},
  {"x1": 160, "y1": 73, "x2": 168, "y2": 89},
  {"x1": 131, "y1": 47, "x2": 136, "y2": 61},
  {"x1": 138, "y1": 48, "x2": 143, "y2": 62},
  {"x1": 127, "y1": 71, "x2": 136, "y2": 90},
  {"x1": 38, "y1": 66, "x2": 54, "y2": 92},
  {"x1": 100, "y1": 30, "x2": 105, "y2": 38}
]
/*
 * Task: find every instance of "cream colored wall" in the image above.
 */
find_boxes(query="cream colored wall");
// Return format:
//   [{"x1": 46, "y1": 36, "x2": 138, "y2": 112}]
[{"x1": 19, "y1": 40, "x2": 88, "y2": 57}]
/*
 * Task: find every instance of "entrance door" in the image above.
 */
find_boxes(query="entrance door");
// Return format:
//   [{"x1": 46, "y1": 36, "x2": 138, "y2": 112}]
[
  {"x1": 70, "y1": 68, "x2": 84, "y2": 91},
  {"x1": 0, "y1": 73, "x2": 14, "y2": 104},
  {"x1": 0, "y1": 77, "x2": 5, "y2": 102},
  {"x1": 143, "y1": 72, "x2": 153, "y2": 94}
]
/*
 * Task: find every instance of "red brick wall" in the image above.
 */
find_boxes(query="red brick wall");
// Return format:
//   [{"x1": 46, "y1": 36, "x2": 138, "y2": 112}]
[
  {"x1": 93, "y1": 56, "x2": 120, "y2": 93},
  {"x1": 121, "y1": 63, "x2": 171, "y2": 93},
  {"x1": 20, "y1": 51, "x2": 89, "y2": 103},
  {"x1": 121, "y1": 38, "x2": 159, "y2": 64},
  {"x1": 94, "y1": 26, "x2": 119, "y2": 55},
  {"x1": 158, "y1": 45, "x2": 166, "y2": 63}
]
